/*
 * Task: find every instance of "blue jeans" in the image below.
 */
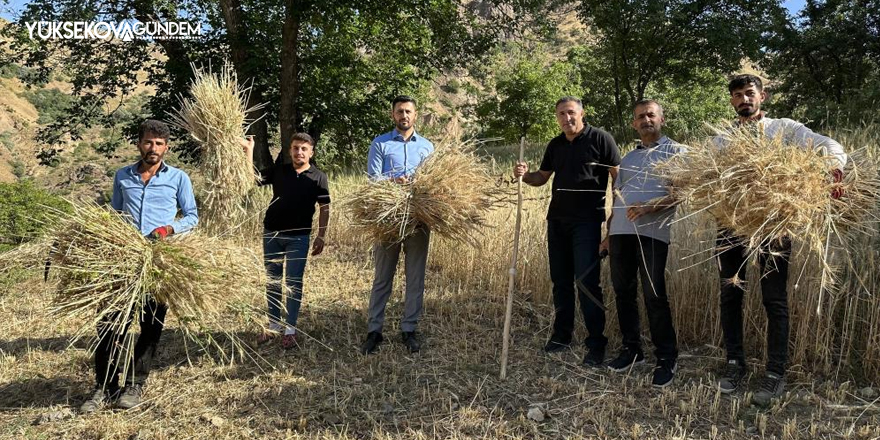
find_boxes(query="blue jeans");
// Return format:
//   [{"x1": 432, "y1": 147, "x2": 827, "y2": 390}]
[
  {"x1": 263, "y1": 230, "x2": 310, "y2": 329},
  {"x1": 547, "y1": 220, "x2": 607, "y2": 350}
]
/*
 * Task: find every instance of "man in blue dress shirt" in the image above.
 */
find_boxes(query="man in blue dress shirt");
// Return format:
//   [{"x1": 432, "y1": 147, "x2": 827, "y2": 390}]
[
  {"x1": 80, "y1": 120, "x2": 198, "y2": 413},
  {"x1": 361, "y1": 95, "x2": 434, "y2": 355}
]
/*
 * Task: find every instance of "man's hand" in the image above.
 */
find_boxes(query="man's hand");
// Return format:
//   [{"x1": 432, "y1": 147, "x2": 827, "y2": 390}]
[
  {"x1": 394, "y1": 176, "x2": 409, "y2": 184},
  {"x1": 311, "y1": 236, "x2": 325, "y2": 256},
  {"x1": 239, "y1": 135, "x2": 255, "y2": 156},
  {"x1": 513, "y1": 161, "x2": 528, "y2": 179},
  {"x1": 598, "y1": 237, "x2": 610, "y2": 258},
  {"x1": 149, "y1": 225, "x2": 174, "y2": 240},
  {"x1": 626, "y1": 202, "x2": 653, "y2": 221},
  {"x1": 831, "y1": 169, "x2": 845, "y2": 200}
]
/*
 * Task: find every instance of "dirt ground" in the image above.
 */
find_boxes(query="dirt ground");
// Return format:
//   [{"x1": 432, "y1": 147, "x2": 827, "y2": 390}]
[{"x1": 2, "y1": 241, "x2": 880, "y2": 440}]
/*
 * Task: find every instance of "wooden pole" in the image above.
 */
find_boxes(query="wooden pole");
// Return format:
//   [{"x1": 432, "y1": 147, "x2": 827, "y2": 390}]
[{"x1": 501, "y1": 136, "x2": 526, "y2": 379}]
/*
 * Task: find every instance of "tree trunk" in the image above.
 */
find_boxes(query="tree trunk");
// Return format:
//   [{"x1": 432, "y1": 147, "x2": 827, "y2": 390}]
[
  {"x1": 219, "y1": 0, "x2": 273, "y2": 171},
  {"x1": 280, "y1": 0, "x2": 303, "y2": 162}
]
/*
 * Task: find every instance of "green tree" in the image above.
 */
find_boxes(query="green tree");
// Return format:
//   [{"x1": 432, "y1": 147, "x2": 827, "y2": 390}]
[
  {"x1": 576, "y1": 0, "x2": 785, "y2": 135},
  {"x1": 763, "y1": 0, "x2": 880, "y2": 127},
  {"x1": 477, "y1": 53, "x2": 585, "y2": 143},
  {"x1": 3, "y1": 0, "x2": 551, "y2": 168}
]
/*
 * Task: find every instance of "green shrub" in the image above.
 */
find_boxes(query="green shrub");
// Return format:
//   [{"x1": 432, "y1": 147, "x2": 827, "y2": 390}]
[
  {"x1": 22, "y1": 88, "x2": 74, "y2": 125},
  {"x1": 0, "y1": 181, "x2": 70, "y2": 245}
]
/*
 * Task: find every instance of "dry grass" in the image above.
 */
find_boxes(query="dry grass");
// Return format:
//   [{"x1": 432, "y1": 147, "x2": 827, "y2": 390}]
[
  {"x1": 169, "y1": 62, "x2": 263, "y2": 235},
  {"x1": 0, "y1": 201, "x2": 267, "y2": 378},
  {"x1": 657, "y1": 125, "x2": 880, "y2": 256},
  {"x1": 3, "y1": 131, "x2": 880, "y2": 438},
  {"x1": 344, "y1": 141, "x2": 508, "y2": 245}
]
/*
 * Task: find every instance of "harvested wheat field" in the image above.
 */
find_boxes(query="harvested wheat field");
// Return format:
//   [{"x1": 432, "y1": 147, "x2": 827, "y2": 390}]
[{"x1": 3, "y1": 135, "x2": 880, "y2": 439}]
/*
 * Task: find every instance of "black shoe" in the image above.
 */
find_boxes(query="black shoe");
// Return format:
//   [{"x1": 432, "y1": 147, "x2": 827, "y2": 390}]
[
  {"x1": 79, "y1": 387, "x2": 119, "y2": 414},
  {"x1": 718, "y1": 359, "x2": 747, "y2": 394},
  {"x1": 543, "y1": 338, "x2": 571, "y2": 353},
  {"x1": 401, "y1": 331, "x2": 420, "y2": 353},
  {"x1": 652, "y1": 358, "x2": 677, "y2": 388},
  {"x1": 582, "y1": 346, "x2": 606, "y2": 367},
  {"x1": 607, "y1": 348, "x2": 646, "y2": 372},
  {"x1": 117, "y1": 384, "x2": 144, "y2": 410},
  {"x1": 752, "y1": 372, "x2": 785, "y2": 407},
  {"x1": 360, "y1": 331, "x2": 383, "y2": 355}
]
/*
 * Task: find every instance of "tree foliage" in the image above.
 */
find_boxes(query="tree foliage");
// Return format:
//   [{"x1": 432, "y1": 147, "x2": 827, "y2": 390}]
[
  {"x1": 575, "y1": 0, "x2": 785, "y2": 135},
  {"x1": 477, "y1": 48, "x2": 585, "y2": 143},
  {"x1": 764, "y1": 0, "x2": 880, "y2": 127},
  {"x1": 2, "y1": 0, "x2": 551, "y2": 168}
]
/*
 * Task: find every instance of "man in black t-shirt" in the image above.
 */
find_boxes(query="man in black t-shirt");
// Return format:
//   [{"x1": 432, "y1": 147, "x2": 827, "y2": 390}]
[
  {"x1": 243, "y1": 132, "x2": 331, "y2": 350},
  {"x1": 513, "y1": 96, "x2": 621, "y2": 367}
]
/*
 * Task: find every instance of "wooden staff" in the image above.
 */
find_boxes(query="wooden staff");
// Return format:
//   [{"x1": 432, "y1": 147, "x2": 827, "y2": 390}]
[{"x1": 501, "y1": 136, "x2": 526, "y2": 380}]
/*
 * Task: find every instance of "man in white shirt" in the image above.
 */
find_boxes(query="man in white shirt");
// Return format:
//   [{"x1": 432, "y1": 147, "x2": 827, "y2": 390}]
[{"x1": 714, "y1": 74, "x2": 846, "y2": 407}]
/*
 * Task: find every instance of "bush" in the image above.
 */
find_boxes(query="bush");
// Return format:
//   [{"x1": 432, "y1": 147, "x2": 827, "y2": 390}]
[
  {"x1": 22, "y1": 88, "x2": 74, "y2": 125},
  {"x1": 0, "y1": 181, "x2": 70, "y2": 245}
]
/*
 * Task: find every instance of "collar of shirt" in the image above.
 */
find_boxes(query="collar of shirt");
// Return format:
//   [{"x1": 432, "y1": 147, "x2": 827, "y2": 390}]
[
  {"x1": 392, "y1": 128, "x2": 420, "y2": 142},
  {"x1": 637, "y1": 135, "x2": 670, "y2": 150},
  {"x1": 126, "y1": 160, "x2": 169, "y2": 177}
]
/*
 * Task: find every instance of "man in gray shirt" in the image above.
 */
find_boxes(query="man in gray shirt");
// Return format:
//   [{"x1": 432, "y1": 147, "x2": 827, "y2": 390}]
[{"x1": 601, "y1": 99, "x2": 683, "y2": 387}]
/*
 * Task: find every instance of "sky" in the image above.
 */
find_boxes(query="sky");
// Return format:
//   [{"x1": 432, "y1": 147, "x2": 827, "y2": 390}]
[{"x1": 2, "y1": 0, "x2": 811, "y2": 22}]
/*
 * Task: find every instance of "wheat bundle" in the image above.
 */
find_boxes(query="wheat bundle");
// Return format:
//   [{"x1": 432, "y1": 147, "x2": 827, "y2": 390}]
[
  {"x1": 169, "y1": 62, "x2": 263, "y2": 234},
  {"x1": 657, "y1": 125, "x2": 880, "y2": 258},
  {"x1": 14, "y1": 202, "x2": 267, "y2": 366},
  {"x1": 346, "y1": 141, "x2": 506, "y2": 245}
]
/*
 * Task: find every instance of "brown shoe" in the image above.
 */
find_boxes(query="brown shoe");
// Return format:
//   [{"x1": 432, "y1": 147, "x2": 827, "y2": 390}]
[{"x1": 281, "y1": 333, "x2": 299, "y2": 350}]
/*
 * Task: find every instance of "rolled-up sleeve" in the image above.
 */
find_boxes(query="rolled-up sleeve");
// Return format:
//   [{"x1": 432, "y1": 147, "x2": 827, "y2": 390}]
[{"x1": 171, "y1": 173, "x2": 199, "y2": 234}]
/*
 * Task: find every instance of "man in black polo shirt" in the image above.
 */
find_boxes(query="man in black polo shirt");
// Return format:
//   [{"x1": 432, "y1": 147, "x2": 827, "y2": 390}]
[
  {"x1": 513, "y1": 96, "x2": 621, "y2": 366},
  {"x1": 243, "y1": 132, "x2": 331, "y2": 350}
]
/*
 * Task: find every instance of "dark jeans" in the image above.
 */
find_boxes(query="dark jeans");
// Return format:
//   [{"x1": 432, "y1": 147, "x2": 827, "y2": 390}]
[
  {"x1": 95, "y1": 297, "x2": 167, "y2": 390},
  {"x1": 609, "y1": 234, "x2": 678, "y2": 360},
  {"x1": 263, "y1": 230, "x2": 311, "y2": 329},
  {"x1": 547, "y1": 220, "x2": 606, "y2": 350},
  {"x1": 717, "y1": 231, "x2": 791, "y2": 375}
]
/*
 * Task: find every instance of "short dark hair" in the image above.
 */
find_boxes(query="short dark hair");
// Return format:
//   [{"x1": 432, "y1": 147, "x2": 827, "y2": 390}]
[
  {"x1": 391, "y1": 95, "x2": 417, "y2": 109},
  {"x1": 632, "y1": 99, "x2": 664, "y2": 117},
  {"x1": 138, "y1": 119, "x2": 171, "y2": 142},
  {"x1": 290, "y1": 132, "x2": 315, "y2": 147},
  {"x1": 555, "y1": 96, "x2": 583, "y2": 109},
  {"x1": 728, "y1": 74, "x2": 763, "y2": 94}
]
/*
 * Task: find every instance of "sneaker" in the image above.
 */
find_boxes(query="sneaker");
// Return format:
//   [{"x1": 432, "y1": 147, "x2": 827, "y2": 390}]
[
  {"x1": 752, "y1": 372, "x2": 786, "y2": 407},
  {"x1": 360, "y1": 331, "x2": 383, "y2": 355},
  {"x1": 79, "y1": 387, "x2": 118, "y2": 414},
  {"x1": 401, "y1": 331, "x2": 421, "y2": 353},
  {"x1": 543, "y1": 337, "x2": 571, "y2": 353},
  {"x1": 718, "y1": 359, "x2": 747, "y2": 394},
  {"x1": 117, "y1": 384, "x2": 144, "y2": 410},
  {"x1": 652, "y1": 359, "x2": 677, "y2": 388},
  {"x1": 582, "y1": 346, "x2": 606, "y2": 367},
  {"x1": 607, "y1": 348, "x2": 646, "y2": 372},
  {"x1": 281, "y1": 333, "x2": 299, "y2": 350}
]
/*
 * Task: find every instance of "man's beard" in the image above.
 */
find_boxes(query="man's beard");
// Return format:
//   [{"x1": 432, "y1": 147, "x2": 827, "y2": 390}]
[
  {"x1": 737, "y1": 105, "x2": 758, "y2": 117},
  {"x1": 396, "y1": 121, "x2": 411, "y2": 132},
  {"x1": 142, "y1": 152, "x2": 163, "y2": 165}
]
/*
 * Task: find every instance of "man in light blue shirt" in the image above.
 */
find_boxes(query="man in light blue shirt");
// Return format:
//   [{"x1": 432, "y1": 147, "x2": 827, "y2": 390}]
[
  {"x1": 602, "y1": 100, "x2": 683, "y2": 388},
  {"x1": 361, "y1": 95, "x2": 434, "y2": 355},
  {"x1": 82, "y1": 120, "x2": 198, "y2": 414}
]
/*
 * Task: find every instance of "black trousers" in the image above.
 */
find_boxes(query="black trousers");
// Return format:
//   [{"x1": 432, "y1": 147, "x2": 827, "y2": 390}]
[
  {"x1": 94, "y1": 297, "x2": 167, "y2": 390},
  {"x1": 609, "y1": 234, "x2": 678, "y2": 360},
  {"x1": 547, "y1": 220, "x2": 606, "y2": 350},
  {"x1": 716, "y1": 231, "x2": 791, "y2": 375}
]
